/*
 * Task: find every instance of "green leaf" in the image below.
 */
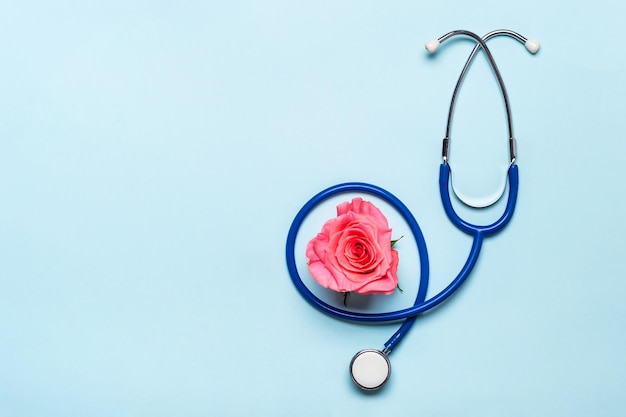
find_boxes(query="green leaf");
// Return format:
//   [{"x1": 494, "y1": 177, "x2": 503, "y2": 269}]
[{"x1": 391, "y1": 235, "x2": 404, "y2": 248}]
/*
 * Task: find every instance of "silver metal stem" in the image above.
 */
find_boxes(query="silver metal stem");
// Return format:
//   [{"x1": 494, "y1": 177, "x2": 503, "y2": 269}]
[{"x1": 440, "y1": 30, "x2": 525, "y2": 164}]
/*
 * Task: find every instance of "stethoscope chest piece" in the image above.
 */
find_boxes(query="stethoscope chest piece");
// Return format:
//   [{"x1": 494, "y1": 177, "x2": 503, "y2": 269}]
[{"x1": 349, "y1": 349, "x2": 391, "y2": 390}]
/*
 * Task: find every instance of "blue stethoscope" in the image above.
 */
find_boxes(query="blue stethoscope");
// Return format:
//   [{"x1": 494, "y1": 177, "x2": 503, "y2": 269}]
[{"x1": 286, "y1": 29, "x2": 539, "y2": 391}]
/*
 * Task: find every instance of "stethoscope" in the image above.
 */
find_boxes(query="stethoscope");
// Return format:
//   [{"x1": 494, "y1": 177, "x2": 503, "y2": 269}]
[{"x1": 285, "y1": 29, "x2": 539, "y2": 391}]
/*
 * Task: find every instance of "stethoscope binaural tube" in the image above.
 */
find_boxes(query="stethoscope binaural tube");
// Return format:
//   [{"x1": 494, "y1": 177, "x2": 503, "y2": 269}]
[
  {"x1": 285, "y1": 29, "x2": 537, "y2": 391},
  {"x1": 441, "y1": 29, "x2": 540, "y2": 157},
  {"x1": 427, "y1": 29, "x2": 540, "y2": 166}
]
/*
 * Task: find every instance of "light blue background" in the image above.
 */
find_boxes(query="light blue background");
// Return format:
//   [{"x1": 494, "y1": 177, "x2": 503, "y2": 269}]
[{"x1": 1, "y1": 1, "x2": 625, "y2": 416}]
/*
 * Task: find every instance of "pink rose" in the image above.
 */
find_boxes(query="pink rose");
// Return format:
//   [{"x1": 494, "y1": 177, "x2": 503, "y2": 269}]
[{"x1": 306, "y1": 197, "x2": 399, "y2": 295}]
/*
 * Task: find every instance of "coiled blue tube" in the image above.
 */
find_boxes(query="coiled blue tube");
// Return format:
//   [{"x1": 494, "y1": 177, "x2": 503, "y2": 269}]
[{"x1": 285, "y1": 165, "x2": 518, "y2": 352}]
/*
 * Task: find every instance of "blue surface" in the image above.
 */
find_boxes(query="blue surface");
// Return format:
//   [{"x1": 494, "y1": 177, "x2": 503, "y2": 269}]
[{"x1": 1, "y1": 1, "x2": 625, "y2": 416}]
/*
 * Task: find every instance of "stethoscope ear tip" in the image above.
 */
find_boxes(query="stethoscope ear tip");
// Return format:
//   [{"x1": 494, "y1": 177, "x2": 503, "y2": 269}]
[
  {"x1": 349, "y1": 349, "x2": 391, "y2": 391},
  {"x1": 425, "y1": 39, "x2": 440, "y2": 54},
  {"x1": 525, "y1": 39, "x2": 541, "y2": 54}
]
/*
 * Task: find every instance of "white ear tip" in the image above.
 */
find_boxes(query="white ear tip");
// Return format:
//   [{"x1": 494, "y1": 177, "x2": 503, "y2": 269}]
[
  {"x1": 525, "y1": 39, "x2": 540, "y2": 54},
  {"x1": 425, "y1": 39, "x2": 440, "y2": 54}
]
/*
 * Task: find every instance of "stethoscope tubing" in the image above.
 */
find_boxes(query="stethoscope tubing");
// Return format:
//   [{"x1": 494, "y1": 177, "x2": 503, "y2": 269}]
[
  {"x1": 285, "y1": 161, "x2": 518, "y2": 323},
  {"x1": 440, "y1": 163, "x2": 519, "y2": 235},
  {"x1": 285, "y1": 29, "x2": 528, "y2": 354}
]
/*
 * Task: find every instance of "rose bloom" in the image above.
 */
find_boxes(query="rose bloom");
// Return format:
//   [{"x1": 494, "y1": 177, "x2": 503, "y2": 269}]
[{"x1": 306, "y1": 197, "x2": 399, "y2": 295}]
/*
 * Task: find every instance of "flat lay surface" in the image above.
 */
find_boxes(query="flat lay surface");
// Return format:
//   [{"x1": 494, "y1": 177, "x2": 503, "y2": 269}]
[{"x1": 1, "y1": 1, "x2": 625, "y2": 416}]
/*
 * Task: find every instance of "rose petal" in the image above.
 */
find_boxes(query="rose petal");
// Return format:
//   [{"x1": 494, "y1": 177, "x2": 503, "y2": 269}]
[{"x1": 337, "y1": 197, "x2": 389, "y2": 230}]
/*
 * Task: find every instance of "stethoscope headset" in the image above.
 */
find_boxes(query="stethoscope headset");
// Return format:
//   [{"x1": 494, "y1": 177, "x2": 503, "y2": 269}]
[{"x1": 285, "y1": 29, "x2": 539, "y2": 391}]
